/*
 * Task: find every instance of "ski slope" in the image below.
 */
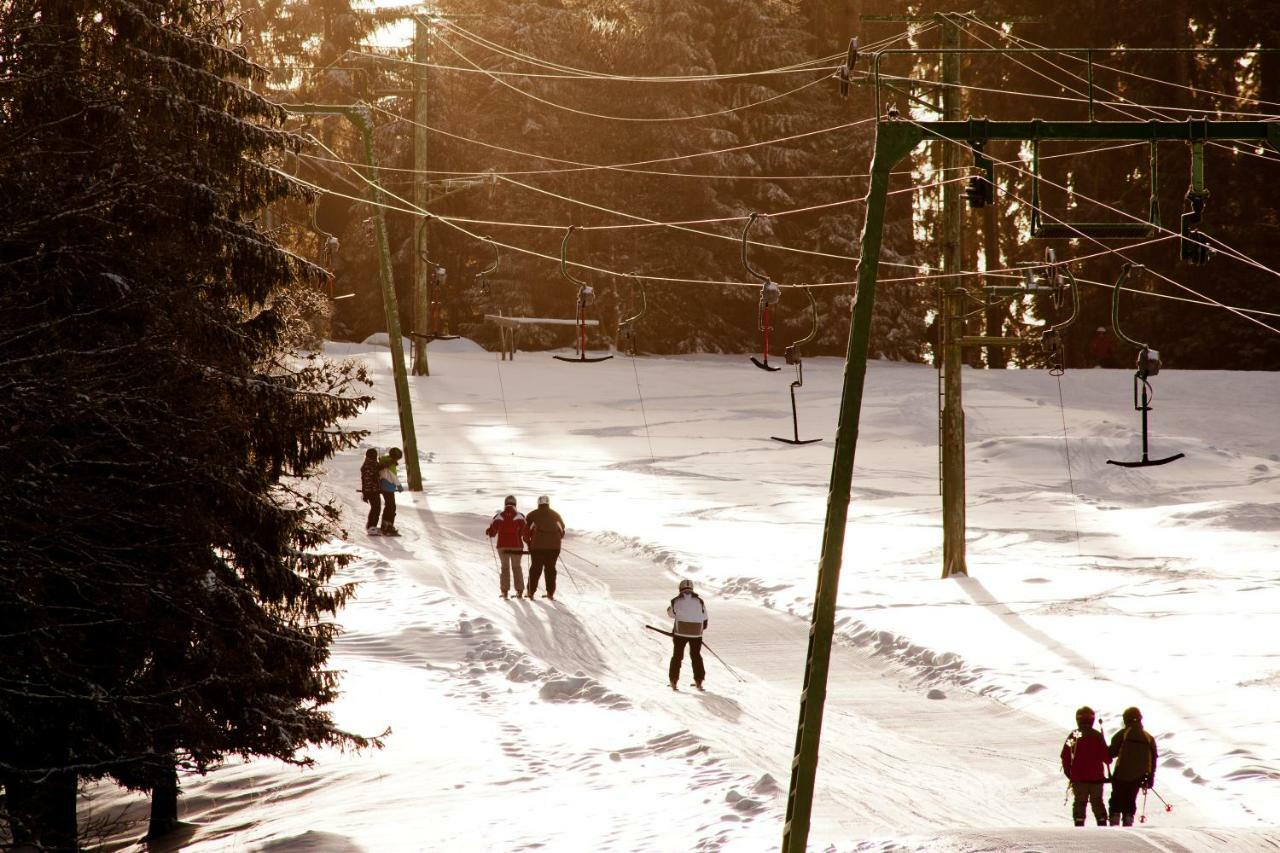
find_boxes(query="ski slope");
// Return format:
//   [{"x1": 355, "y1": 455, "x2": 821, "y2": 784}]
[{"x1": 93, "y1": 340, "x2": 1280, "y2": 852}]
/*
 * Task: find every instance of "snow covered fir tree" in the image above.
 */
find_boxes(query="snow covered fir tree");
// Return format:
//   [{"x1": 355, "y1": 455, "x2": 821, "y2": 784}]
[
  {"x1": 0, "y1": 0, "x2": 373, "y2": 848},
  {"x1": 2, "y1": 0, "x2": 1280, "y2": 850}
]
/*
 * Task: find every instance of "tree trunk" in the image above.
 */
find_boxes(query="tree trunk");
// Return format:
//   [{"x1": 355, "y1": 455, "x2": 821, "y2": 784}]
[
  {"x1": 4, "y1": 770, "x2": 79, "y2": 851},
  {"x1": 146, "y1": 756, "x2": 180, "y2": 838}
]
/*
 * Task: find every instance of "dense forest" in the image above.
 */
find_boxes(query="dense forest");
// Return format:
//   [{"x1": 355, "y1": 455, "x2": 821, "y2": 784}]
[{"x1": 259, "y1": 0, "x2": 1280, "y2": 369}]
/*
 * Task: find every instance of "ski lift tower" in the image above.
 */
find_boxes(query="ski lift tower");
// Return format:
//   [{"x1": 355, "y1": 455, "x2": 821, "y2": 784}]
[
  {"x1": 284, "y1": 103, "x2": 423, "y2": 492},
  {"x1": 780, "y1": 46, "x2": 1279, "y2": 853}
]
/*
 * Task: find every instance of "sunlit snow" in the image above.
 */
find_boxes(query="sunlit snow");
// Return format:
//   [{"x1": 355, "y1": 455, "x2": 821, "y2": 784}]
[{"x1": 92, "y1": 339, "x2": 1280, "y2": 851}]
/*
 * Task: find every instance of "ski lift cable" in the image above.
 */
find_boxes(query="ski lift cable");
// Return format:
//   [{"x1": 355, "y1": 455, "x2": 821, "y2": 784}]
[
  {"x1": 287, "y1": 137, "x2": 832, "y2": 286},
  {"x1": 433, "y1": 32, "x2": 834, "y2": 123},
  {"x1": 366, "y1": 103, "x2": 878, "y2": 176},
  {"x1": 285, "y1": 136, "x2": 1280, "y2": 322},
  {"x1": 275, "y1": 163, "x2": 1280, "y2": 322},
  {"x1": 298, "y1": 144, "x2": 851, "y2": 287},
  {"x1": 281, "y1": 156, "x2": 1165, "y2": 291},
  {"x1": 294, "y1": 131, "x2": 1140, "y2": 183},
  {"x1": 906, "y1": 120, "x2": 1280, "y2": 337},
  {"x1": 289, "y1": 139, "x2": 1155, "y2": 290},
  {"x1": 864, "y1": 68, "x2": 1280, "y2": 121},
  {"x1": 957, "y1": 19, "x2": 1280, "y2": 174},
  {"x1": 345, "y1": 48, "x2": 841, "y2": 82},
  {"x1": 429, "y1": 17, "x2": 921, "y2": 82},
  {"x1": 437, "y1": 16, "x2": 927, "y2": 82},
  {"x1": 954, "y1": 21, "x2": 1280, "y2": 276},
  {"x1": 959, "y1": 13, "x2": 1280, "y2": 115}
]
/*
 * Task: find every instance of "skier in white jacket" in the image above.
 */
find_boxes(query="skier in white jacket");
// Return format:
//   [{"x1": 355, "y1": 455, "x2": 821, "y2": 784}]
[{"x1": 666, "y1": 579, "x2": 708, "y2": 690}]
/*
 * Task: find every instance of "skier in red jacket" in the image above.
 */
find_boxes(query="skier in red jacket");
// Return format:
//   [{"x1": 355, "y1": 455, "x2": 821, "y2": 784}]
[
  {"x1": 486, "y1": 495, "x2": 527, "y2": 599},
  {"x1": 1061, "y1": 705, "x2": 1112, "y2": 826}
]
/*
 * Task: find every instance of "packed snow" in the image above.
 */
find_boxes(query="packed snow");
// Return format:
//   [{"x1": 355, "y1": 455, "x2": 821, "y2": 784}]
[{"x1": 92, "y1": 338, "x2": 1280, "y2": 851}]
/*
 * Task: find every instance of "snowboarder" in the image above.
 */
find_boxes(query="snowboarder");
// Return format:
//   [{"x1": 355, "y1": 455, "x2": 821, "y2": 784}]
[
  {"x1": 360, "y1": 449, "x2": 383, "y2": 535},
  {"x1": 1060, "y1": 705, "x2": 1112, "y2": 827},
  {"x1": 524, "y1": 494, "x2": 565, "y2": 600},
  {"x1": 666, "y1": 579, "x2": 708, "y2": 690},
  {"x1": 1108, "y1": 706, "x2": 1158, "y2": 826},
  {"x1": 378, "y1": 447, "x2": 404, "y2": 535},
  {"x1": 486, "y1": 495, "x2": 527, "y2": 599}
]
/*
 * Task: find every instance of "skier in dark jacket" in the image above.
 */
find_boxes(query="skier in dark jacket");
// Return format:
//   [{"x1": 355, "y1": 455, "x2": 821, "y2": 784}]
[
  {"x1": 486, "y1": 495, "x2": 527, "y2": 599},
  {"x1": 1108, "y1": 706, "x2": 1158, "y2": 826},
  {"x1": 360, "y1": 449, "x2": 381, "y2": 534},
  {"x1": 1060, "y1": 706, "x2": 1112, "y2": 826},
  {"x1": 524, "y1": 495, "x2": 565, "y2": 600},
  {"x1": 666, "y1": 579, "x2": 708, "y2": 690}
]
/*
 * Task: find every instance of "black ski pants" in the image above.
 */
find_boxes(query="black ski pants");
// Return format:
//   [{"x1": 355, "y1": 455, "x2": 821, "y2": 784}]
[
  {"x1": 365, "y1": 492, "x2": 382, "y2": 530},
  {"x1": 527, "y1": 549, "x2": 560, "y2": 596},
  {"x1": 380, "y1": 491, "x2": 397, "y2": 530},
  {"x1": 1109, "y1": 779, "x2": 1142, "y2": 824},
  {"x1": 669, "y1": 636, "x2": 705, "y2": 685}
]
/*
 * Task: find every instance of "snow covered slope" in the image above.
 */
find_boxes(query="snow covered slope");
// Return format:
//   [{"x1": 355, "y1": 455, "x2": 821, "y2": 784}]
[{"x1": 93, "y1": 341, "x2": 1280, "y2": 851}]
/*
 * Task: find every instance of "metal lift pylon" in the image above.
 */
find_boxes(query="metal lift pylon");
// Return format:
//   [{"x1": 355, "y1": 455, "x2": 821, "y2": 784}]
[{"x1": 780, "y1": 109, "x2": 1279, "y2": 853}]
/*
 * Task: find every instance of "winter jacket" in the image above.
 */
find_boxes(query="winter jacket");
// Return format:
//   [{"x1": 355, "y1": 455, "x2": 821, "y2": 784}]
[
  {"x1": 525, "y1": 506, "x2": 565, "y2": 550},
  {"x1": 378, "y1": 455, "x2": 402, "y2": 494},
  {"x1": 1060, "y1": 727, "x2": 1112, "y2": 783},
  {"x1": 360, "y1": 458, "x2": 380, "y2": 496},
  {"x1": 667, "y1": 592, "x2": 708, "y2": 638},
  {"x1": 486, "y1": 507, "x2": 527, "y2": 550},
  {"x1": 1110, "y1": 726, "x2": 1158, "y2": 784}
]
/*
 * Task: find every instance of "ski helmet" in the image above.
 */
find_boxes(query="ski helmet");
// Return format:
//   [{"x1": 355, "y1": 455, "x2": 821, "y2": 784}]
[
  {"x1": 1122, "y1": 706, "x2": 1142, "y2": 726},
  {"x1": 678, "y1": 579, "x2": 693, "y2": 592},
  {"x1": 1075, "y1": 706, "x2": 1095, "y2": 725},
  {"x1": 504, "y1": 495, "x2": 517, "y2": 507},
  {"x1": 537, "y1": 495, "x2": 550, "y2": 506},
  {"x1": 389, "y1": 447, "x2": 403, "y2": 460}
]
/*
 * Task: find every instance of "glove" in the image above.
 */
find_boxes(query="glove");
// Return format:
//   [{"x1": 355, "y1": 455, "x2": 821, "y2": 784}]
[
  {"x1": 397, "y1": 485, "x2": 404, "y2": 492},
  {"x1": 361, "y1": 494, "x2": 368, "y2": 503},
  {"x1": 1143, "y1": 775, "x2": 1154, "y2": 790}
]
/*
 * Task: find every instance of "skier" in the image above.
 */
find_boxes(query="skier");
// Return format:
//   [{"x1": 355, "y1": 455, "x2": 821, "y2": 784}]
[
  {"x1": 524, "y1": 495, "x2": 565, "y2": 600},
  {"x1": 1088, "y1": 326, "x2": 1116, "y2": 368},
  {"x1": 1060, "y1": 706, "x2": 1112, "y2": 827},
  {"x1": 1108, "y1": 706, "x2": 1158, "y2": 826},
  {"x1": 377, "y1": 447, "x2": 404, "y2": 536},
  {"x1": 486, "y1": 495, "x2": 527, "y2": 599},
  {"x1": 360, "y1": 449, "x2": 382, "y2": 535},
  {"x1": 666, "y1": 579, "x2": 708, "y2": 690}
]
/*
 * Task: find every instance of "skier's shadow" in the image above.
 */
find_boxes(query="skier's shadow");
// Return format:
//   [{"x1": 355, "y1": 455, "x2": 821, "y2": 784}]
[
  {"x1": 693, "y1": 690, "x2": 743, "y2": 722},
  {"x1": 505, "y1": 595, "x2": 607, "y2": 679}
]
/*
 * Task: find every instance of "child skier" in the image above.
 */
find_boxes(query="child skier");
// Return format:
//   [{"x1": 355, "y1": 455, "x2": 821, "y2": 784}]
[
  {"x1": 486, "y1": 495, "x2": 527, "y2": 599},
  {"x1": 360, "y1": 448, "x2": 381, "y2": 535},
  {"x1": 666, "y1": 579, "x2": 708, "y2": 690},
  {"x1": 1108, "y1": 706, "x2": 1158, "y2": 826},
  {"x1": 377, "y1": 447, "x2": 404, "y2": 536},
  {"x1": 1060, "y1": 705, "x2": 1111, "y2": 826}
]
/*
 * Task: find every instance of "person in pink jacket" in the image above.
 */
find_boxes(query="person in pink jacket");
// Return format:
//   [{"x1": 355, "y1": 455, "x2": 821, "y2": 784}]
[{"x1": 486, "y1": 495, "x2": 527, "y2": 599}]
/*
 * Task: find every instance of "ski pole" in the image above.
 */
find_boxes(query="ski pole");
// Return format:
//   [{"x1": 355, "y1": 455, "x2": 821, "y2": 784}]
[
  {"x1": 1150, "y1": 786, "x2": 1173, "y2": 813},
  {"x1": 554, "y1": 552, "x2": 583, "y2": 594},
  {"x1": 644, "y1": 625, "x2": 746, "y2": 682},
  {"x1": 1140, "y1": 788, "x2": 1148, "y2": 824},
  {"x1": 560, "y1": 545, "x2": 598, "y2": 568}
]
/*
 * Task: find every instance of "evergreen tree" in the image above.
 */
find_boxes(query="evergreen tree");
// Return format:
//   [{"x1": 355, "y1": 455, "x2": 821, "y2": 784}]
[{"x1": 0, "y1": 0, "x2": 373, "y2": 847}]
